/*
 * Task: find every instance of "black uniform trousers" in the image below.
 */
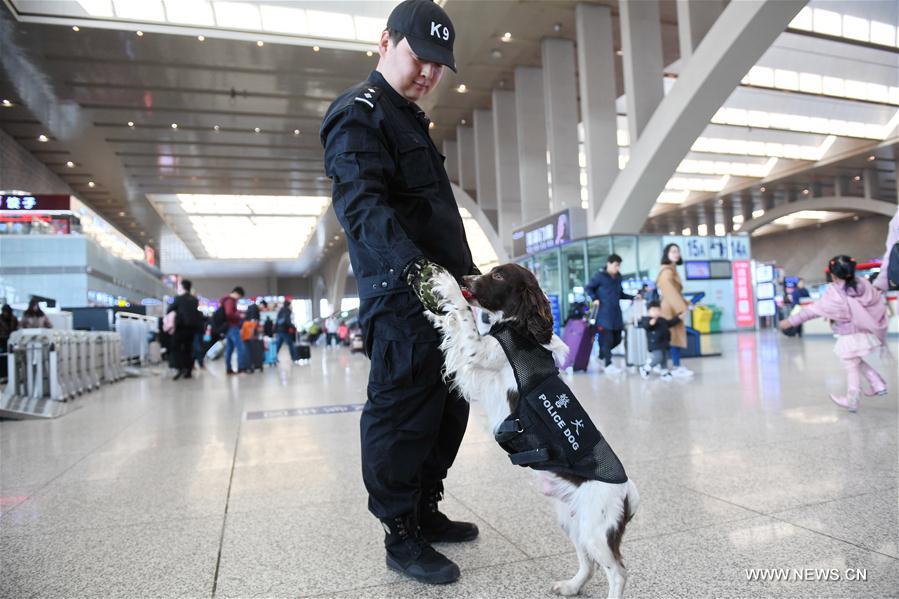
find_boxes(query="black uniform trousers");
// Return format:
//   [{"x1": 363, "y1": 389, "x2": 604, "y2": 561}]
[{"x1": 361, "y1": 336, "x2": 469, "y2": 520}]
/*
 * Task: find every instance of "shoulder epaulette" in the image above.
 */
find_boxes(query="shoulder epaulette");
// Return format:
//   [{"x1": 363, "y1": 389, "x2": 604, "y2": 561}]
[{"x1": 354, "y1": 86, "x2": 382, "y2": 111}]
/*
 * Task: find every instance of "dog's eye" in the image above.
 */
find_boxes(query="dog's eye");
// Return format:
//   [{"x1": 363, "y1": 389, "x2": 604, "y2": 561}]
[{"x1": 491, "y1": 271, "x2": 504, "y2": 280}]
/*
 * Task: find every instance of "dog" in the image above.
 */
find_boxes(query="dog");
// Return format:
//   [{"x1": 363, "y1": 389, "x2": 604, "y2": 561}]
[{"x1": 426, "y1": 263, "x2": 639, "y2": 598}]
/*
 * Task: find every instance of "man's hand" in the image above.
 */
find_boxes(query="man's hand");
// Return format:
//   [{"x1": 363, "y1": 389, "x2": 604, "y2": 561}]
[
  {"x1": 405, "y1": 257, "x2": 451, "y2": 313},
  {"x1": 592, "y1": 299, "x2": 600, "y2": 308}
]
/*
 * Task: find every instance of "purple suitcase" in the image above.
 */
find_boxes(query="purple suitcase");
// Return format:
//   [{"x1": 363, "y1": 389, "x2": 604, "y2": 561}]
[{"x1": 558, "y1": 319, "x2": 595, "y2": 371}]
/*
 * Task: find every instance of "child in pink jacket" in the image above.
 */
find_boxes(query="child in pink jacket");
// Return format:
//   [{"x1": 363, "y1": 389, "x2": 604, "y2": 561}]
[{"x1": 780, "y1": 255, "x2": 888, "y2": 412}]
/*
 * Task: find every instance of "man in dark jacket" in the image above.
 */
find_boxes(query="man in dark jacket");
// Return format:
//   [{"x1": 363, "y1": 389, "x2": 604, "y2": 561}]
[
  {"x1": 584, "y1": 254, "x2": 634, "y2": 375},
  {"x1": 168, "y1": 279, "x2": 202, "y2": 380},
  {"x1": 320, "y1": 0, "x2": 477, "y2": 585}
]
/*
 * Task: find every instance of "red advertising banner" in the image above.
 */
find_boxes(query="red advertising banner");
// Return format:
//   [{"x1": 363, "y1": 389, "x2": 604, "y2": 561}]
[
  {"x1": 0, "y1": 194, "x2": 71, "y2": 211},
  {"x1": 144, "y1": 245, "x2": 156, "y2": 267},
  {"x1": 732, "y1": 260, "x2": 755, "y2": 327}
]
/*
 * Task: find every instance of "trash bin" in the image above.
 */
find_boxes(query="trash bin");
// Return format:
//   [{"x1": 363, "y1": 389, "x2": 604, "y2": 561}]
[{"x1": 692, "y1": 305, "x2": 713, "y2": 334}]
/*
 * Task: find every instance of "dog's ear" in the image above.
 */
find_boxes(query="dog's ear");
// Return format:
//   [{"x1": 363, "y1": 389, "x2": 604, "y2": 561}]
[{"x1": 513, "y1": 284, "x2": 553, "y2": 345}]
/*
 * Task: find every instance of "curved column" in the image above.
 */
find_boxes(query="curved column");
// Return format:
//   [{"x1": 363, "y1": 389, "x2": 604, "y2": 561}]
[
  {"x1": 593, "y1": 0, "x2": 805, "y2": 234},
  {"x1": 451, "y1": 183, "x2": 510, "y2": 266},
  {"x1": 739, "y1": 197, "x2": 896, "y2": 233}
]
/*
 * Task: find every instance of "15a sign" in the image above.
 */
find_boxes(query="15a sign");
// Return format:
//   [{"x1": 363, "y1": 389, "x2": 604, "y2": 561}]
[{"x1": 1, "y1": 194, "x2": 71, "y2": 211}]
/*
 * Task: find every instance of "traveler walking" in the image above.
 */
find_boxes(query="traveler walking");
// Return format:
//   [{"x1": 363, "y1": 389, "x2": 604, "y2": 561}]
[
  {"x1": 325, "y1": 314, "x2": 339, "y2": 347},
  {"x1": 656, "y1": 243, "x2": 693, "y2": 377},
  {"x1": 221, "y1": 286, "x2": 248, "y2": 375},
  {"x1": 789, "y1": 278, "x2": 811, "y2": 337},
  {"x1": 274, "y1": 299, "x2": 298, "y2": 362},
  {"x1": 584, "y1": 253, "x2": 635, "y2": 375},
  {"x1": 780, "y1": 255, "x2": 889, "y2": 412},
  {"x1": 167, "y1": 279, "x2": 202, "y2": 380},
  {"x1": 0, "y1": 304, "x2": 18, "y2": 351},
  {"x1": 321, "y1": 0, "x2": 478, "y2": 584},
  {"x1": 637, "y1": 300, "x2": 681, "y2": 381}
]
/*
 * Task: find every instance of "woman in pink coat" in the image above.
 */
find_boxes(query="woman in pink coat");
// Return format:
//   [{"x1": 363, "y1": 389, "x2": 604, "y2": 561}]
[{"x1": 780, "y1": 255, "x2": 888, "y2": 412}]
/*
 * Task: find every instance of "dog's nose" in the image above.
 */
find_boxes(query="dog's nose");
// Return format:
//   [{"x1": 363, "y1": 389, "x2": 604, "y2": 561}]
[{"x1": 461, "y1": 275, "x2": 477, "y2": 287}]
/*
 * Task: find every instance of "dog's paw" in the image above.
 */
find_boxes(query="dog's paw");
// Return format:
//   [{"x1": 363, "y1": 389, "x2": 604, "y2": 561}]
[
  {"x1": 551, "y1": 580, "x2": 583, "y2": 596},
  {"x1": 431, "y1": 270, "x2": 467, "y2": 311}
]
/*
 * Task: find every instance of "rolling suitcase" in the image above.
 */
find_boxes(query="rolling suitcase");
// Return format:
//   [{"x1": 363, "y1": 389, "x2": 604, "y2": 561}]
[
  {"x1": 247, "y1": 338, "x2": 265, "y2": 370},
  {"x1": 558, "y1": 319, "x2": 595, "y2": 372},
  {"x1": 295, "y1": 344, "x2": 311, "y2": 361},
  {"x1": 624, "y1": 324, "x2": 650, "y2": 368},
  {"x1": 264, "y1": 340, "x2": 279, "y2": 365}
]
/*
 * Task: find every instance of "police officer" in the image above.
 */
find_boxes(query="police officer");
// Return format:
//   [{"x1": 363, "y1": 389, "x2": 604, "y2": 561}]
[{"x1": 320, "y1": 0, "x2": 478, "y2": 586}]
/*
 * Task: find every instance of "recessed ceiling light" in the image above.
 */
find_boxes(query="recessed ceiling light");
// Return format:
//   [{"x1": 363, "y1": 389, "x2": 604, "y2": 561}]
[
  {"x1": 1, "y1": 99, "x2": 12, "y2": 107},
  {"x1": 197, "y1": 35, "x2": 205, "y2": 41},
  {"x1": 136, "y1": 30, "x2": 144, "y2": 37},
  {"x1": 313, "y1": 45, "x2": 320, "y2": 52},
  {"x1": 213, "y1": 125, "x2": 220, "y2": 131},
  {"x1": 429, "y1": 121, "x2": 435, "y2": 130},
  {"x1": 293, "y1": 129, "x2": 300, "y2": 135},
  {"x1": 72, "y1": 25, "x2": 80, "y2": 32},
  {"x1": 853, "y1": 175, "x2": 861, "y2": 181},
  {"x1": 553, "y1": 23, "x2": 562, "y2": 33},
  {"x1": 366, "y1": 50, "x2": 373, "y2": 57},
  {"x1": 456, "y1": 84, "x2": 468, "y2": 93},
  {"x1": 256, "y1": 40, "x2": 264, "y2": 47},
  {"x1": 171, "y1": 123, "x2": 178, "y2": 129},
  {"x1": 491, "y1": 49, "x2": 503, "y2": 59},
  {"x1": 866, "y1": 155, "x2": 876, "y2": 161},
  {"x1": 760, "y1": 186, "x2": 766, "y2": 192},
  {"x1": 501, "y1": 32, "x2": 512, "y2": 42},
  {"x1": 802, "y1": 188, "x2": 809, "y2": 194},
  {"x1": 65, "y1": 161, "x2": 75, "y2": 168},
  {"x1": 88, "y1": 181, "x2": 96, "y2": 188},
  {"x1": 127, "y1": 121, "x2": 134, "y2": 127},
  {"x1": 616, "y1": 49, "x2": 623, "y2": 56},
  {"x1": 119, "y1": 211, "x2": 125, "y2": 216},
  {"x1": 254, "y1": 127, "x2": 261, "y2": 133},
  {"x1": 460, "y1": 119, "x2": 467, "y2": 125},
  {"x1": 37, "y1": 134, "x2": 49, "y2": 142}
]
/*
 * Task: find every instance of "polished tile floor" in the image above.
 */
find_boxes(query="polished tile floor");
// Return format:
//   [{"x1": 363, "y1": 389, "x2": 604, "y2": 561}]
[{"x1": 1, "y1": 331, "x2": 897, "y2": 598}]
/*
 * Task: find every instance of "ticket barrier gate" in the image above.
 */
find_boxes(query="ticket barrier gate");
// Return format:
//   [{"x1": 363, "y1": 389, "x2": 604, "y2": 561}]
[{"x1": 1, "y1": 329, "x2": 124, "y2": 419}]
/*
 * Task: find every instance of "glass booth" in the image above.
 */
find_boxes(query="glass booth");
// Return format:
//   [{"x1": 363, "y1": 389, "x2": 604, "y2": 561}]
[{"x1": 516, "y1": 234, "x2": 754, "y2": 334}]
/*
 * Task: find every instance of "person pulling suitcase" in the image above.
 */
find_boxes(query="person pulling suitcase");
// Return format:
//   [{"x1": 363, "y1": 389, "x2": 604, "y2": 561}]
[{"x1": 585, "y1": 254, "x2": 636, "y2": 375}]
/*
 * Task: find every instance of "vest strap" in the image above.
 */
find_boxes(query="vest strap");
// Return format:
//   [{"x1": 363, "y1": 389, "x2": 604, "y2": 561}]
[
  {"x1": 494, "y1": 419, "x2": 524, "y2": 442},
  {"x1": 508, "y1": 448, "x2": 550, "y2": 466}
]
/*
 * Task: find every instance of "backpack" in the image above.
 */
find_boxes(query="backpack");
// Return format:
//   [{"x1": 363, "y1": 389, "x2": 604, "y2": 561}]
[
  {"x1": 211, "y1": 302, "x2": 228, "y2": 337},
  {"x1": 888, "y1": 242, "x2": 899, "y2": 290}
]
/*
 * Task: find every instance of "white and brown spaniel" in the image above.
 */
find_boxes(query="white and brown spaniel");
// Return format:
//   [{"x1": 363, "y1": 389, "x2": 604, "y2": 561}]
[{"x1": 427, "y1": 263, "x2": 639, "y2": 599}]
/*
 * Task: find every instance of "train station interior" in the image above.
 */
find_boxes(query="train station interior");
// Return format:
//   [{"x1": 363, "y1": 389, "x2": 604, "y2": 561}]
[{"x1": 0, "y1": 0, "x2": 897, "y2": 597}]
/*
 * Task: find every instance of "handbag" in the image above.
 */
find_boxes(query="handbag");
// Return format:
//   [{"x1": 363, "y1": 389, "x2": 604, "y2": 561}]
[{"x1": 163, "y1": 310, "x2": 176, "y2": 335}]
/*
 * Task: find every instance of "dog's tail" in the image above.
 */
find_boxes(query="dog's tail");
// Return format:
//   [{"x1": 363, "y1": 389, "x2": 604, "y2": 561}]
[{"x1": 624, "y1": 479, "x2": 639, "y2": 522}]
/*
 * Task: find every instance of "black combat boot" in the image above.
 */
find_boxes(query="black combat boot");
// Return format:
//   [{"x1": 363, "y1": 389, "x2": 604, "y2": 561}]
[
  {"x1": 419, "y1": 485, "x2": 479, "y2": 543},
  {"x1": 382, "y1": 513, "x2": 460, "y2": 585}
]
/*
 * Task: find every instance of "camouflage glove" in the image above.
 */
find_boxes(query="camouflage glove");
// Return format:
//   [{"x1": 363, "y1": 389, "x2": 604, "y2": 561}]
[{"x1": 405, "y1": 257, "x2": 450, "y2": 313}]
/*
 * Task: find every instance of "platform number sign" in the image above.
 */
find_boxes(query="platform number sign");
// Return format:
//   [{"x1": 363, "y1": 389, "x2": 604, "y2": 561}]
[
  {"x1": 684, "y1": 237, "x2": 708, "y2": 260},
  {"x1": 708, "y1": 237, "x2": 728, "y2": 260},
  {"x1": 728, "y1": 236, "x2": 750, "y2": 260}
]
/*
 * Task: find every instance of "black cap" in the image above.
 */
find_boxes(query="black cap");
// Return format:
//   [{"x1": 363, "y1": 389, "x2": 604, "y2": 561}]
[{"x1": 386, "y1": 0, "x2": 456, "y2": 72}]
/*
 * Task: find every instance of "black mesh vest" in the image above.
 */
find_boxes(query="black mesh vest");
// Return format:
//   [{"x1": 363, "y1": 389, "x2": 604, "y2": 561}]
[{"x1": 488, "y1": 322, "x2": 628, "y2": 484}]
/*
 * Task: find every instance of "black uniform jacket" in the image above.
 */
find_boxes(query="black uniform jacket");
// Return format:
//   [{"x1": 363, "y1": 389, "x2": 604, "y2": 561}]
[{"x1": 321, "y1": 70, "x2": 474, "y2": 347}]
